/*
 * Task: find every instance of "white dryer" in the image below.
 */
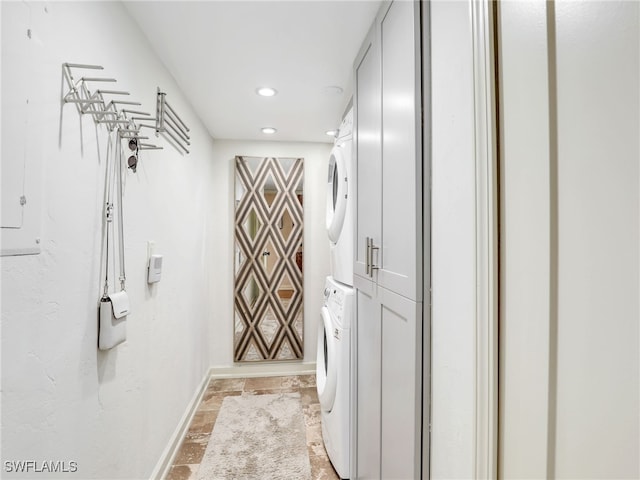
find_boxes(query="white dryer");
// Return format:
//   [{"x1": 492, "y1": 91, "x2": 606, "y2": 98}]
[
  {"x1": 326, "y1": 108, "x2": 354, "y2": 287},
  {"x1": 316, "y1": 276, "x2": 354, "y2": 479}
]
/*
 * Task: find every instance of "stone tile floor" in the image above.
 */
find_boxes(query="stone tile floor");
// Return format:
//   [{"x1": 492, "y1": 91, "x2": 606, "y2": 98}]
[{"x1": 165, "y1": 374, "x2": 340, "y2": 480}]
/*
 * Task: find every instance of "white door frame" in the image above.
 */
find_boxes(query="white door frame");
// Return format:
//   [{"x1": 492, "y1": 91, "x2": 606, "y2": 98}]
[
  {"x1": 425, "y1": 0, "x2": 498, "y2": 476},
  {"x1": 470, "y1": 1, "x2": 499, "y2": 478}
]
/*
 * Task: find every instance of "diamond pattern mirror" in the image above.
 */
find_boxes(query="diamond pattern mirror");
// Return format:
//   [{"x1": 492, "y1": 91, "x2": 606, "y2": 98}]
[{"x1": 234, "y1": 156, "x2": 304, "y2": 362}]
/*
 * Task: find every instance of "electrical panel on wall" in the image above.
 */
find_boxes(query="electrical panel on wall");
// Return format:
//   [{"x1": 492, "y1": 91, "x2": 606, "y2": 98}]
[{"x1": 1, "y1": 2, "x2": 44, "y2": 256}]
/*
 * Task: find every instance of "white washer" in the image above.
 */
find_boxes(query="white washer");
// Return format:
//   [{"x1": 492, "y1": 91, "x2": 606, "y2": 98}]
[
  {"x1": 326, "y1": 108, "x2": 354, "y2": 287},
  {"x1": 316, "y1": 276, "x2": 354, "y2": 479}
]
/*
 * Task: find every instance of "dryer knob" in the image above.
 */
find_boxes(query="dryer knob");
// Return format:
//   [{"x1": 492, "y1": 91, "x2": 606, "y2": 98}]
[{"x1": 324, "y1": 287, "x2": 330, "y2": 298}]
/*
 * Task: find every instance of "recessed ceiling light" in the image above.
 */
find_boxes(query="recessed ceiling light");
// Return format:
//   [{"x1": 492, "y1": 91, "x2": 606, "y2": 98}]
[
  {"x1": 261, "y1": 127, "x2": 277, "y2": 134},
  {"x1": 256, "y1": 87, "x2": 278, "y2": 97},
  {"x1": 326, "y1": 130, "x2": 337, "y2": 137},
  {"x1": 323, "y1": 86, "x2": 344, "y2": 96}
]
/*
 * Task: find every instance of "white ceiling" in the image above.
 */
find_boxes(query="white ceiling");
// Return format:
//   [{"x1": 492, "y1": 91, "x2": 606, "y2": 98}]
[{"x1": 123, "y1": 1, "x2": 381, "y2": 144}]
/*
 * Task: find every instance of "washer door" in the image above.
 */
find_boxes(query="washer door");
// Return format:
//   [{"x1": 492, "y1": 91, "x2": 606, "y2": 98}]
[
  {"x1": 316, "y1": 306, "x2": 338, "y2": 412},
  {"x1": 326, "y1": 145, "x2": 348, "y2": 244}
]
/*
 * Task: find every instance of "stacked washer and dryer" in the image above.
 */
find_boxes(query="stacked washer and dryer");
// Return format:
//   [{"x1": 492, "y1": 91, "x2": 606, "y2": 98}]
[{"x1": 316, "y1": 108, "x2": 355, "y2": 479}]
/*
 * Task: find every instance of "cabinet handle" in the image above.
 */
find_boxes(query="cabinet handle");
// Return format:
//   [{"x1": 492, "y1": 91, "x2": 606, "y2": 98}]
[
  {"x1": 366, "y1": 237, "x2": 371, "y2": 276},
  {"x1": 370, "y1": 239, "x2": 379, "y2": 277},
  {"x1": 365, "y1": 237, "x2": 380, "y2": 278}
]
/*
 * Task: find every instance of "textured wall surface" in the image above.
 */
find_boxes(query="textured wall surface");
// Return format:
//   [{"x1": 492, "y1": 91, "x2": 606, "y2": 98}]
[{"x1": 1, "y1": 2, "x2": 217, "y2": 478}]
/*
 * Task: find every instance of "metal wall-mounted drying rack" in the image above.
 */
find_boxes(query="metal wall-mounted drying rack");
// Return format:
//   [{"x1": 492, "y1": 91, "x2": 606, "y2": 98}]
[
  {"x1": 62, "y1": 62, "x2": 163, "y2": 156},
  {"x1": 63, "y1": 64, "x2": 192, "y2": 161},
  {"x1": 155, "y1": 87, "x2": 190, "y2": 154}
]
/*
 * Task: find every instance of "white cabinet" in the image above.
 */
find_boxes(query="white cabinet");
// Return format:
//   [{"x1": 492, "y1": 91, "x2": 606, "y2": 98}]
[
  {"x1": 355, "y1": 278, "x2": 381, "y2": 480},
  {"x1": 353, "y1": 1, "x2": 425, "y2": 478},
  {"x1": 354, "y1": 21, "x2": 382, "y2": 286},
  {"x1": 354, "y1": 0, "x2": 422, "y2": 302},
  {"x1": 379, "y1": 286, "x2": 422, "y2": 479},
  {"x1": 355, "y1": 275, "x2": 422, "y2": 479}
]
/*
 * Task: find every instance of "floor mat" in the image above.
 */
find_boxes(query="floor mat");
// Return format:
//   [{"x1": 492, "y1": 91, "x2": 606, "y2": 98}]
[{"x1": 196, "y1": 392, "x2": 312, "y2": 480}]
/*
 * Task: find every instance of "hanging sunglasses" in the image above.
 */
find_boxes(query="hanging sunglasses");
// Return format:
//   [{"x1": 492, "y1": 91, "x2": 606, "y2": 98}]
[{"x1": 127, "y1": 138, "x2": 138, "y2": 173}]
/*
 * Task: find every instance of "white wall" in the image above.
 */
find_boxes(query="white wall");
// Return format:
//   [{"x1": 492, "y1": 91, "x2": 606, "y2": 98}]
[
  {"x1": 429, "y1": 1, "x2": 477, "y2": 478},
  {"x1": 499, "y1": 1, "x2": 639, "y2": 478},
  {"x1": 498, "y1": 2, "x2": 553, "y2": 476},
  {"x1": 209, "y1": 139, "x2": 331, "y2": 368},
  {"x1": 554, "y1": 3, "x2": 638, "y2": 476},
  {"x1": 430, "y1": 3, "x2": 639, "y2": 478},
  {"x1": 1, "y1": 2, "x2": 216, "y2": 478}
]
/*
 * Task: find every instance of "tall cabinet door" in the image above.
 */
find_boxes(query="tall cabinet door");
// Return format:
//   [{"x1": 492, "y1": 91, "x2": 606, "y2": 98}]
[
  {"x1": 378, "y1": 0, "x2": 422, "y2": 301},
  {"x1": 353, "y1": 23, "x2": 382, "y2": 281},
  {"x1": 355, "y1": 275, "x2": 381, "y2": 480},
  {"x1": 354, "y1": 0, "x2": 422, "y2": 303},
  {"x1": 355, "y1": 276, "x2": 422, "y2": 479},
  {"x1": 380, "y1": 287, "x2": 422, "y2": 479}
]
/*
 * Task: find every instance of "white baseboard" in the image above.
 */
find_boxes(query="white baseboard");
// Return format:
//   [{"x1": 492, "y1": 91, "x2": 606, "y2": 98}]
[
  {"x1": 150, "y1": 362, "x2": 317, "y2": 480},
  {"x1": 209, "y1": 361, "x2": 316, "y2": 379},
  {"x1": 149, "y1": 369, "x2": 212, "y2": 480}
]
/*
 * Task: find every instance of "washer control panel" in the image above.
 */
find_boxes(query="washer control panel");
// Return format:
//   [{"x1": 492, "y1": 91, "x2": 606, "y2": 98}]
[{"x1": 324, "y1": 278, "x2": 352, "y2": 327}]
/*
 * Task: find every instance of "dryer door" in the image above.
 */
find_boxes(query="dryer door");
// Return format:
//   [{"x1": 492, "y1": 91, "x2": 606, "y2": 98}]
[
  {"x1": 316, "y1": 306, "x2": 338, "y2": 412},
  {"x1": 326, "y1": 145, "x2": 348, "y2": 243}
]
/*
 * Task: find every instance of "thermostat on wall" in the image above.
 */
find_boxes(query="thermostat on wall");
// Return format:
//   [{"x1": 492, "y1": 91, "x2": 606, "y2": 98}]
[{"x1": 148, "y1": 255, "x2": 163, "y2": 283}]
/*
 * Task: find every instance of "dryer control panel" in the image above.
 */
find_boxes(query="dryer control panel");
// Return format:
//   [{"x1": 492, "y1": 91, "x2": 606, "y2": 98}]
[{"x1": 337, "y1": 108, "x2": 353, "y2": 140}]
